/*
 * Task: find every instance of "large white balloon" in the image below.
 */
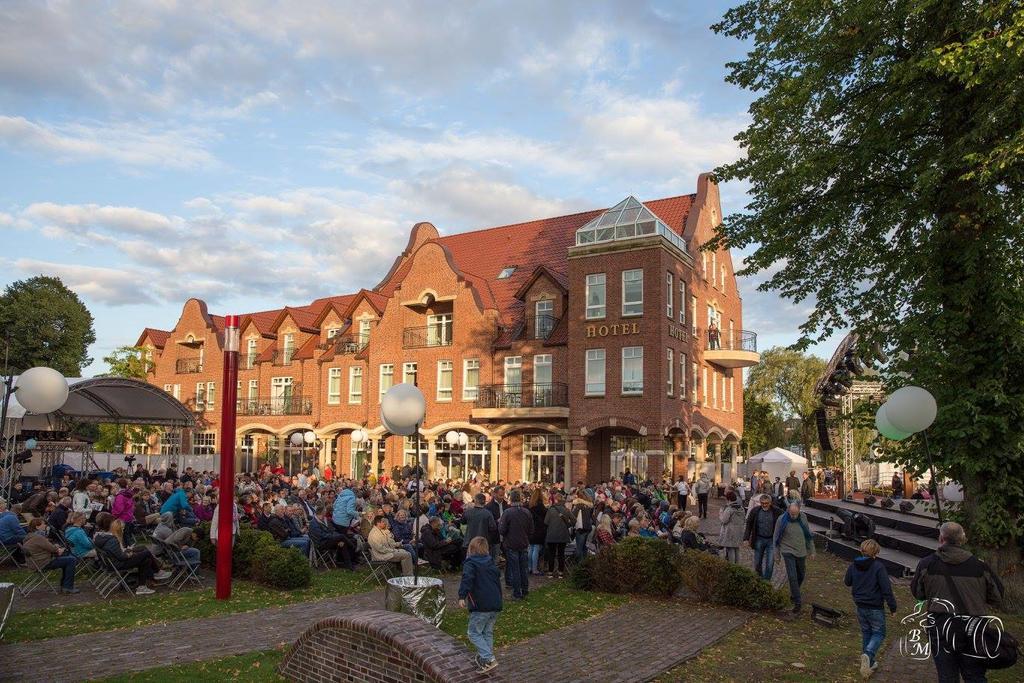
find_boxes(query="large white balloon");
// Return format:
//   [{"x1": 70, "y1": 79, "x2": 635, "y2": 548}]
[
  {"x1": 885, "y1": 386, "x2": 937, "y2": 434},
  {"x1": 875, "y1": 403, "x2": 912, "y2": 441},
  {"x1": 380, "y1": 383, "x2": 426, "y2": 435},
  {"x1": 15, "y1": 367, "x2": 69, "y2": 414}
]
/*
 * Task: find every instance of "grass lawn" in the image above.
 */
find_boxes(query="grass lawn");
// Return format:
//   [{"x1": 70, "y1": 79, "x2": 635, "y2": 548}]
[
  {"x1": 656, "y1": 552, "x2": 1024, "y2": 683},
  {"x1": 4, "y1": 568, "x2": 373, "y2": 643},
  {"x1": 90, "y1": 582, "x2": 628, "y2": 682}
]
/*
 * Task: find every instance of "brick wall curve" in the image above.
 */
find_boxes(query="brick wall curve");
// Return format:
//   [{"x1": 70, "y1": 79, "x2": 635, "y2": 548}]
[{"x1": 278, "y1": 608, "x2": 491, "y2": 683}]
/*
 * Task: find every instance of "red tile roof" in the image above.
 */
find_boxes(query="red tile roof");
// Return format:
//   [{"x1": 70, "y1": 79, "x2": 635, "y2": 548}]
[
  {"x1": 136, "y1": 328, "x2": 171, "y2": 348},
  {"x1": 145, "y1": 194, "x2": 694, "y2": 347}
]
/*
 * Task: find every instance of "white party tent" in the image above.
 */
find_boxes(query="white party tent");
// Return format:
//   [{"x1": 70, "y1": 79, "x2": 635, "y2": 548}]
[{"x1": 745, "y1": 447, "x2": 808, "y2": 481}]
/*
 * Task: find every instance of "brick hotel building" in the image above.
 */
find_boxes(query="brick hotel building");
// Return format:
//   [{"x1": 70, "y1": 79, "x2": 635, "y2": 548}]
[{"x1": 135, "y1": 174, "x2": 758, "y2": 484}]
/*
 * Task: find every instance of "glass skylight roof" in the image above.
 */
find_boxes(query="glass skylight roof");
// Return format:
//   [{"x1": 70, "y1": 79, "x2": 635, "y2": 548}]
[{"x1": 575, "y1": 196, "x2": 688, "y2": 253}]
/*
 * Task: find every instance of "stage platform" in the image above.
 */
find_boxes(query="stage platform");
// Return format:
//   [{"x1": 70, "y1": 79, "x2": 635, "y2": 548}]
[{"x1": 805, "y1": 498, "x2": 939, "y2": 578}]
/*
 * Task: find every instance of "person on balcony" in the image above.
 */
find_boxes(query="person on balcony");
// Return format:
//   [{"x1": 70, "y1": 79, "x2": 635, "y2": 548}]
[{"x1": 708, "y1": 320, "x2": 721, "y2": 349}]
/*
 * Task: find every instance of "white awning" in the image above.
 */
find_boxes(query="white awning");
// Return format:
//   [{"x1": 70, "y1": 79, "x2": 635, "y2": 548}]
[{"x1": 4, "y1": 376, "x2": 196, "y2": 428}]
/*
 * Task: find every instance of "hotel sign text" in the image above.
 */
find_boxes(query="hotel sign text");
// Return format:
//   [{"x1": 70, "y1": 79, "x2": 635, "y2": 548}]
[{"x1": 586, "y1": 322, "x2": 640, "y2": 338}]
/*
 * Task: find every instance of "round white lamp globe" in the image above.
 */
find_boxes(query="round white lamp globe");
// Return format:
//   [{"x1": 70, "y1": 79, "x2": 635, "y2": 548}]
[
  {"x1": 15, "y1": 367, "x2": 69, "y2": 415},
  {"x1": 885, "y1": 386, "x2": 937, "y2": 434},
  {"x1": 380, "y1": 383, "x2": 426, "y2": 436},
  {"x1": 875, "y1": 403, "x2": 911, "y2": 441},
  {"x1": 446, "y1": 430, "x2": 459, "y2": 446},
  {"x1": 458, "y1": 432, "x2": 469, "y2": 447},
  {"x1": 304, "y1": 430, "x2": 316, "y2": 445},
  {"x1": 351, "y1": 429, "x2": 364, "y2": 444},
  {"x1": 290, "y1": 432, "x2": 304, "y2": 446}
]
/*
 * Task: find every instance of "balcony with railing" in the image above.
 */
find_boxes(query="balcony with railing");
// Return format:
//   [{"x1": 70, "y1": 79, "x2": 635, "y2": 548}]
[
  {"x1": 237, "y1": 395, "x2": 314, "y2": 416},
  {"x1": 403, "y1": 322, "x2": 453, "y2": 349},
  {"x1": 527, "y1": 313, "x2": 559, "y2": 341},
  {"x1": 326, "y1": 334, "x2": 369, "y2": 355},
  {"x1": 272, "y1": 350, "x2": 297, "y2": 367},
  {"x1": 703, "y1": 328, "x2": 759, "y2": 368},
  {"x1": 175, "y1": 357, "x2": 203, "y2": 373},
  {"x1": 472, "y1": 382, "x2": 569, "y2": 419}
]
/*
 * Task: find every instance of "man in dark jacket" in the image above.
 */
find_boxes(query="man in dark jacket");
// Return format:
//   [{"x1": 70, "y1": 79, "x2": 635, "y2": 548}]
[
  {"x1": 463, "y1": 493, "x2": 497, "y2": 558},
  {"x1": 743, "y1": 494, "x2": 782, "y2": 579},
  {"x1": 785, "y1": 470, "x2": 801, "y2": 496},
  {"x1": 799, "y1": 472, "x2": 814, "y2": 503},
  {"x1": 421, "y1": 516, "x2": 461, "y2": 570},
  {"x1": 498, "y1": 490, "x2": 533, "y2": 600},
  {"x1": 911, "y1": 522, "x2": 1004, "y2": 681},
  {"x1": 484, "y1": 487, "x2": 507, "y2": 562},
  {"x1": 308, "y1": 505, "x2": 354, "y2": 570}
]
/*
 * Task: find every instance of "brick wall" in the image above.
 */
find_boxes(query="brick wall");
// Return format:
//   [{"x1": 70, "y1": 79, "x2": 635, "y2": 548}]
[{"x1": 278, "y1": 609, "x2": 493, "y2": 683}]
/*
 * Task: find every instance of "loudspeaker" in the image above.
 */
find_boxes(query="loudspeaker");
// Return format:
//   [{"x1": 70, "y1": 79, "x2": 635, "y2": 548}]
[{"x1": 816, "y1": 409, "x2": 833, "y2": 451}]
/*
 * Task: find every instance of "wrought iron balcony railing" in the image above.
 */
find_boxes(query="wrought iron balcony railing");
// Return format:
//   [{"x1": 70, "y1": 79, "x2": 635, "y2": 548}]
[
  {"x1": 704, "y1": 329, "x2": 757, "y2": 352},
  {"x1": 272, "y1": 351, "x2": 297, "y2": 366},
  {"x1": 237, "y1": 395, "x2": 313, "y2": 416},
  {"x1": 527, "y1": 313, "x2": 559, "y2": 340},
  {"x1": 403, "y1": 322, "x2": 453, "y2": 348},
  {"x1": 176, "y1": 357, "x2": 203, "y2": 373},
  {"x1": 475, "y1": 382, "x2": 569, "y2": 409},
  {"x1": 331, "y1": 335, "x2": 369, "y2": 355}
]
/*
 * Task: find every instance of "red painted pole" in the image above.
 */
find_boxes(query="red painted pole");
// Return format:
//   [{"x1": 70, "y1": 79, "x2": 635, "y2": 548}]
[{"x1": 216, "y1": 314, "x2": 240, "y2": 599}]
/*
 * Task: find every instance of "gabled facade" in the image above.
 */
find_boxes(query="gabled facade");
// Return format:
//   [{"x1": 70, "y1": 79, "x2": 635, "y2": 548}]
[{"x1": 138, "y1": 174, "x2": 756, "y2": 484}]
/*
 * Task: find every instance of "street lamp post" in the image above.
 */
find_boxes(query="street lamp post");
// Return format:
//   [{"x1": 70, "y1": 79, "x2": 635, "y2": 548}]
[
  {"x1": 445, "y1": 429, "x2": 469, "y2": 479},
  {"x1": 351, "y1": 428, "x2": 369, "y2": 479},
  {"x1": 216, "y1": 314, "x2": 240, "y2": 600},
  {"x1": 380, "y1": 383, "x2": 426, "y2": 583}
]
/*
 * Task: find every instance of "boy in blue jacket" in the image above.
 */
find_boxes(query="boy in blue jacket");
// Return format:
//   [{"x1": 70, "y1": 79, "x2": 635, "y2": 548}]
[
  {"x1": 458, "y1": 535, "x2": 503, "y2": 673},
  {"x1": 844, "y1": 538, "x2": 897, "y2": 679}
]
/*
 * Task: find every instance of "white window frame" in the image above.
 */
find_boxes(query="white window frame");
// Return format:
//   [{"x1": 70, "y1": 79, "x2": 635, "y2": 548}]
[
  {"x1": 679, "y1": 281, "x2": 686, "y2": 325},
  {"x1": 666, "y1": 272, "x2": 673, "y2": 318},
  {"x1": 680, "y1": 353, "x2": 687, "y2": 398},
  {"x1": 503, "y1": 356, "x2": 522, "y2": 389},
  {"x1": 192, "y1": 432, "x2": 216, "y2": 456},
  {"x1": 379, "y1": 364, "x2": 394, "y2": 401},
  {"x1": 712, "y1": 368, "x2": 718, "y2": 407},
  {"x1": 703, "y1": 366, "x2": 708, "y2": 405},
  {"x1": 585, "y1": 273, "x2": 606, "y2": 320},
  {"x1": 348, "y1": 366, "x2": 362, "y2": 404},
  {"x1": 437, "y1": 360, "x2": 453, "y2": 402},
  {"x1": 426, "y1": 313, "x2": 452, "y2": 346},
  {"x1": 621, "y1": 346, "x2": 643, "y2": 395},
  {"x1": 667, "y1": 349, "x2": 673, "y2": 396},
  {"x1": 534, "y1": 299, "x2": 554, "y2": 339},
  {"x1": 246, "y1": 338, "x2": 258, "y2": 367},
  {"x1": 195, "y1": 382, "x2": 206, "y2": 411},
  {"x1": 327, "y1": 327, "x2": 340, "y2": 339},
  {"x1": 692, "y1": 362, "x2": 698, "y2": 402},
  {"x1": 622, "y1": 269, "x2": 643, "y2": 317},
  {"x1": 328, "y1": 368, "x2": 342, "y2": 405},
  {"x1": 236, "y1": 380, "x2": 242, "y2": 409},
  {"x1": 358, "y1": 319, "x2": 371, "y2": 344},
  {"x1": 585, "y1": 349, "x2": 605, "y2": 396},
  {"x1": 712, "y1": 251, "x2": 718, "y2": 288},
  {"x1": 533, "y1": 354, "x2": 552, "y2": 387},
  {"x1": 690, "y1": 295, "x2": 698, "y2": 336},
  {"x1": 163, "y1": 383, "x2": 172, "y2": 393},
  {"x1": 730, "y1": 375, "x2": 735, "y2": 411},
  {"x1": 248, "y1": 379, "x2": 258, "y2": 401},
  {"x1": 282, "y1": 333, "x2": 295, "y2": 363},
  {"x1": 462, "y1": 359, "x2": 480, "y2": 401},
  {"x1": 403, "y1": 361, "x2": 417, "y2": 385}
]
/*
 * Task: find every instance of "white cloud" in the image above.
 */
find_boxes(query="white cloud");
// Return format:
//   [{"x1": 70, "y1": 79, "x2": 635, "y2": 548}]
[
  {"x1": 23, "y1": 202, "x2": 176, "y2": 237},
  {"x1": 0, "y1": 116, "x2": 217, "y2": 169},
  {"x1": 10, "y1": 259, "x2": 158, "y2": 306}
]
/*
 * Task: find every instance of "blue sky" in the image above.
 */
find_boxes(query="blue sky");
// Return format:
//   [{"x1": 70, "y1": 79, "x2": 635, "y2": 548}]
[{"x1": 0, "y1": 1, "x2": 827, "y2": 374}]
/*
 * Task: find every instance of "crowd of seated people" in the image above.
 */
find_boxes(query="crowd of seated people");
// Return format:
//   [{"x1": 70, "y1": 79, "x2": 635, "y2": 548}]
[{"x1": 2, "y1": 457, "x2": 758, "y2": 598}]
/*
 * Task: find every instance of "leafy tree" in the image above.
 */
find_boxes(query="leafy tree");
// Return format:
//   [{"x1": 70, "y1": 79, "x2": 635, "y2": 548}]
[
  {"x1": 741, "y1": 390, "x2": 786, "y2": 456},
  {"x1": 93, "y1": 346, "x2": 157, "y2": 453},
  {"x1": 0, "y1": 276, "x2": 96, "y2": 376},
  {"x1": 746, "y1": 348, "x2": 827, "y2": 459},
  {"x1": 713, "y1": 1, "x2": 1024, "y2": 596}
]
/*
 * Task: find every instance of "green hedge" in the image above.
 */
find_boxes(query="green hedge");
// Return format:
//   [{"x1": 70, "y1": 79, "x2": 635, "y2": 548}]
[
  {"x1": 678, "y1": 550, "x2": 789, "y2": 610},
  {"x1": 190, "y1": 522, "x2": 311, "y2": 589},
  {"x1": 571, "y1": 537, "x2": 683, "y2": 597}
]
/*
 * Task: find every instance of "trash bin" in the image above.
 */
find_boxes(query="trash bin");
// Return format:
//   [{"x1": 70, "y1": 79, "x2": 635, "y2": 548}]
[
  {"x1": 0, "y1": 582, "x2": 14, "y2": 640},
  {"x1": 384, "y1": 576, "x2": 446, "y2": 628}
]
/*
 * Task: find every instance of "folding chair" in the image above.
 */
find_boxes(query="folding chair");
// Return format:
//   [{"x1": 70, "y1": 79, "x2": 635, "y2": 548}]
[
  {"x1": 18, "y1": 554, "x2": 60, "y2": 597},
  {"x1": 92, "y1": 548, "x2": 136, "y2": 598},
  {"x1": 309, "y1": 542, "x2": 337, "y2": 571},
  {"x1": 50, "y1": 528, "x2": 99, "y2": 585},
  {"x1": 155, "y1": 538, "x2": 203, "y2": 591},
  {"x1": 359, "y1": 545, "x2": 398, "y2": 587},
  {"x1": 0, "y1": 542, "x2": 20, "y2": 567}
]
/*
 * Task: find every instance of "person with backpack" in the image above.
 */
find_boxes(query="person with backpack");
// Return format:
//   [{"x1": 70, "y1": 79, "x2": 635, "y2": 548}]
[
  {"x1": 844, "y1": 539, "x2": 897, "y2": 678},
  {"x1": 774, "y1": 501, "x2": 815, "y2": 615},
  {"x1": 459, "y1": 536, "x2": 503, "y2": 673},
  {"x1": 911, "y1": 522, "x2": 1008, "y2": 681}
]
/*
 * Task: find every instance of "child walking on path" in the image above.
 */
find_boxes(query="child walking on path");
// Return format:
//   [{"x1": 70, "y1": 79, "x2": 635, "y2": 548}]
[
  {"x1": 844, "y1": 539, "x2": 897, "y2": 679},
  {"x1": 459, "y1": 535, "x2": 503, "y2": 673}
]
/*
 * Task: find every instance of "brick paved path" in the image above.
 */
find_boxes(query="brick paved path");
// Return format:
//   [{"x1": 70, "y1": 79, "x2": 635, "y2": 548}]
[{"x1": 499, "y1": 600, "x2": 750, "y2": 682}]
